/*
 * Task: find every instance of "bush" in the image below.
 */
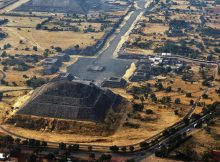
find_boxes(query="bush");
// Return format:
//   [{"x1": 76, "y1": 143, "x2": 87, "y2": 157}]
[{"x1": 110, "y1": 145, "x2": 119, "y2": 153}]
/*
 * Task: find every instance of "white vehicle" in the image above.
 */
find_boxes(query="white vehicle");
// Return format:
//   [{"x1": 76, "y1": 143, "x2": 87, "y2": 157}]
[{"x1": 186, "y1": 128, "x2": 191, "y2": 132}]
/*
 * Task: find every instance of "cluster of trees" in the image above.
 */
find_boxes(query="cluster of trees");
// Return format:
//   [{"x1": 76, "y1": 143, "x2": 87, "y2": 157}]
[
  {"x1": 2, "y1": 43, "x2": 11, "y2": 50},
  {"x1": 0, "y1": 19, "x2": 8, "y2": 25},
  {"x1": 109, "y1": 145, "x2": 135, "y2": 153},
  {"x1": 58, "y1": 142, "x2": 80, "y2": 152},
  {"x1": 25, "y1": 76, "x2": 46, "y2": 88},
  {"x1": 0, "y1": 32, "x2": 7, "y2": 40},
  {"x1": 200, "y1": 27, "x2": 220, "y2": 38},
  {"x1": 1, "y1": 55, "x2": 33, "y2": 72}
]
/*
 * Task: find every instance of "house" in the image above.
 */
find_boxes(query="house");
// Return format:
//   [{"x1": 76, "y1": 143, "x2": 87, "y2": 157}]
[{"x1": 101, "y1": 77, "x2": 127, "y2": 88}]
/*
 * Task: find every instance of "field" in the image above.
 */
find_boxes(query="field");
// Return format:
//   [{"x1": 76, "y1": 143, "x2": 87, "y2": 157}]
[{"x1": 0, "y1": 15, "x2": 104, "y2": 55}]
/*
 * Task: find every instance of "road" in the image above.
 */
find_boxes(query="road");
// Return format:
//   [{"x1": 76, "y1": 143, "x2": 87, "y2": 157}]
[
  {"x1": 67, "y1": 0, "x2": 154, "y2": 85},
  {"x1": 0, "y1": 108, "x2": 215, "y2": 161},
  {"x1": 138, "y1": 112, "x2": 214, "y2": 161},
  {"x1": 0, "y1": 0, "x2": 30, "y2": 13}
]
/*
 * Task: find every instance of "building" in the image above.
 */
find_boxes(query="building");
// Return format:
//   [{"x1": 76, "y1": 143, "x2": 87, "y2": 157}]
[{"x1": 101, "y1": 77, "x2": 127, "y2": 88}]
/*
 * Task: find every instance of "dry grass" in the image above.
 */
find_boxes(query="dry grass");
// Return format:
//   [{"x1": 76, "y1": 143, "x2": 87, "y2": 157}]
[
  {"x1": 143, "y1": 23, "x2": 168, "y2": 34},
  {"x1": 0, "y1": 16, "x2": 46, "y2": 27}
]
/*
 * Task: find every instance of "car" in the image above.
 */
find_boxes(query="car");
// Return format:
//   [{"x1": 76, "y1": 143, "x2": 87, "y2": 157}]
[
  {"x1": 186, "y1": 128, "x2": 191, "y2": 132},
  {"x1": 193, "y1": 123, "x2": 198, "y2": 127}
]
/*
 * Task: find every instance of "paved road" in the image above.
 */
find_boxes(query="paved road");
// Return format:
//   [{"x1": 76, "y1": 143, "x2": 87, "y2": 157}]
[{"x1": 67, "y1": 0, "x2": 152, "y2": 85}]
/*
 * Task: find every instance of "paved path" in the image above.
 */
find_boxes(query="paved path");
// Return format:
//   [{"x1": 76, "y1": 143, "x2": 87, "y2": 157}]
[{"x1": 67, "y1": 0, "x2": 153, "y2": 85}]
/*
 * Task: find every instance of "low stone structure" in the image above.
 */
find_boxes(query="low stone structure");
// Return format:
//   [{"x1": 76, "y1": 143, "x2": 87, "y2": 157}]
[
  {"x1": 101, "y1": 77, "x2": 127, "y2": 88},
  {"x1": 130, "y1": 59, "x2": 152, "y2": 82}
]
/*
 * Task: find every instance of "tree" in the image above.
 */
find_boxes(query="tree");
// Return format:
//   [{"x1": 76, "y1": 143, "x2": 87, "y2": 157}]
[
  {"x1": 43, "y1": 51, "x2": 49, "y2": 58},
  {"x1": 156, "y1": 82, "x2": 164, "y2": 91},
  {"x1": 59, "y1": 142, "x2": 66, "y2": 150},
  {"x1": 202, "y1": 94, "x2": 208, "y2": 99},
  {"x1": 165, "y1": 86, "x2": 172, "y2": 93},
  {"x1": 155, "y1": 145, "x2": 168, "y2": 158},
  {"x1": 0, "y1": 92, "x2": 3, "y2": 101},
  {"x1": 129, "y1": 146, "x2": 134, "y2": 152},
  {"x1": 132, "y1": 103, "x2": 144, "y2": 112},
  {"x1": 33, "y1": 46, "x2": 38, "y2": 51},
  {"x1": 88, "y1": 146, "x2": 92, "y2": 151},
  {"x1": 35, "y1": 140, "x2": 40, "y2": 147},
  {"x1": 15, "y1": 138, "x2": 21, "y2": 145},
  {"x1": 99, "y1": 154, "x2": 112, "y2": 161},
  {"x1": 89, "y1": 153, "x2": 95, "y2": 159},
  {"x1": 140, "y1": 96, "x2": 145, "y2": 105},
  {"x1": 36, "y1": 24, "x2": 42, "y2": 30},
  {"x1": 110, "y1": 145, "x2": 119, "y2": 153},
  {"x1": 144, "y1": 93, "x2": 148, "y2": 98},
  {"x1": 68, "y1": 144, "x2": 79, "y2": 151},
  {"x1": 150, "y1": 93, "x2": 157, "y2": 102},
  {"x1": 140, "y1": 141, "x2": 149, "y2": 150},
  {"x1": 41, "y1": 141, "x2": 47, "y2": 148},
  {"x1": 54, "y1": 47, "x2": 62, "y2": 52},
  {"x1": 3, "y1": 135, "x2": 14, "y2": 145},
  {"x1": 175, "y1": 98, "x2": 181, "y2": 104},
  {"x1": 121, "y1": 146, "x2": 127, "y2": 152},
  {"x1": 46, "y1": 153, "x2": 55, "y2": 160},
  {"x1": 186, "y1": 93, "x2": 192, "y2": 97},
  {"x1": 190, "y1": 99, "x2": 194, "y2": 105},
  {"x1": 74, "y1": 44, "x2": 80, "y2": 50},
  {"x1": 27, "y1": 153, "x2": 37, "y2": 162},
  {"x1": 161, "y1": 96, "x2": 171, "y2": 104}
]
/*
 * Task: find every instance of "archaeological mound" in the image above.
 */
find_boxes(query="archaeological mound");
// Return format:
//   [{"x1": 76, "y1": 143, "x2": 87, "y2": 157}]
[{"x1": 6, "y1": 80, "x2": 124, "y2": 135}]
